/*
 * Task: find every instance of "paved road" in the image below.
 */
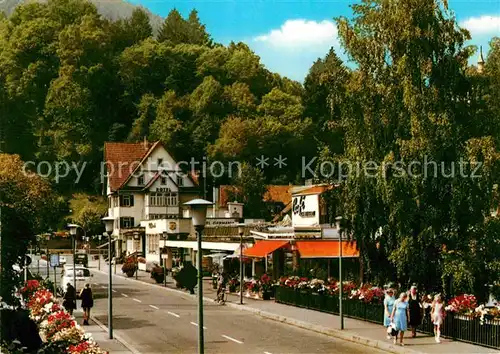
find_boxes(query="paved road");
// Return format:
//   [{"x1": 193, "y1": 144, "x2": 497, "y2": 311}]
[{"x1": 89, "y1": 271, "x2": 385, "y2": 354}]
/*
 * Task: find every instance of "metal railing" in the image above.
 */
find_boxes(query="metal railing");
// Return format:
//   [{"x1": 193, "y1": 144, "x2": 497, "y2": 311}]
[{"x1": 275, "y1": 287, "x2": 500, "y2": 349}]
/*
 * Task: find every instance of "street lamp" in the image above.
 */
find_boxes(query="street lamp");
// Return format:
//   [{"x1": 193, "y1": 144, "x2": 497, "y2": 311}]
[
  {"x1": 98, "y1": 234, "x2": 102, "y2": 270},
  {"x1": 102, "y1": 216, "x2": 115, "y2": 339},
  {"x1": 67, "y1": 224, "x2": 86, "y2": 292},
  {"x1": 336, "y1": 216, "x2": 344, "y2": 330},
  {"x1": 183, "y1": 199, "x2": 213, "y2": 354},
  {"x1": 133, "y1": 232, "x2": 140, "y2": 280},
  {"x1": 238, "y1": 223, "x2": 245, "y2": 305}
]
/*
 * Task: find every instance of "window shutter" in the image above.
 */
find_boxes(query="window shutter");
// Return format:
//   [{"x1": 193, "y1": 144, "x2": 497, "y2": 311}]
[
  {"x1": 130, "y1": 195, "x2": 134, "y2": 206},
  {"x1": 131, "y1": 217, "x2": 135, "y2": 227},
  {"x1": 119, "y1": 195, "x2": 124, "y2": 207}
]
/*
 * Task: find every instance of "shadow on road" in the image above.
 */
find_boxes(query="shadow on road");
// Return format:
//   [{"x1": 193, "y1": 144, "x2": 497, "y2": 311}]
[{"x1": 95, "y1": 315, "x2": 154, "y2": 330}]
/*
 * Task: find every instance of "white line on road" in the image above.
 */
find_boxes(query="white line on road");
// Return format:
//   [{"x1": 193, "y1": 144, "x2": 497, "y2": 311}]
[
  {"x1": 121, "y1": 293, "x2": 128, "y2": 297},
  {"x1": 112, "y1": 290, "x2": 117, "y2": 293},
  {"x1": 168, "y1": 311, "x2": 180, "y2": 318},
  {"x1": 101, "y1": 286, "x2": 107, "y2": 289},
  {"x1": 222, "y1": 335, "x2": 243, "y2": 344},
  {"x1": 190, "y1": 322, "x2": 207, "y2": 329},
  {"x1": 264, "y1": 352, "x2": 272, "y2": 354},
  {"x1": 133, "y1": 298, "x2": 142, "y2": 303},
  {"x1": 93, "y1": 283, "x2": 98, "y2": 285},
  {"x1": 149, "y1": 305, "x2": 159, "y2": 310}
]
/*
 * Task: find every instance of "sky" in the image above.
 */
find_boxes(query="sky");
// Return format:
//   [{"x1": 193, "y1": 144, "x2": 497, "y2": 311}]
[{"x1": 129, "y1": 0, "x2": 500, "y2": 82}]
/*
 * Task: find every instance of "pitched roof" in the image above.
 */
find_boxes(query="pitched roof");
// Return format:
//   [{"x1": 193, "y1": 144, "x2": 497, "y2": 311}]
[
  {"x1": 292, "y1": 184, "x2": 335, "y2": 196},
  {"x1": 218, "y1": 185, "x2": 295, "y2": 207},
  {"x1": 104, "y1": 142, "x2": 153, "y2": 192}
]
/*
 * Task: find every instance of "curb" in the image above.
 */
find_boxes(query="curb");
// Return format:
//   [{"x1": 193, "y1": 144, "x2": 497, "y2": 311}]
[
  {"x1": 92, "y1": 267, "x2": 423, "y2": 354},
  {"x1": 92, "y1": 317, "x2": 142, "y2": 354}
]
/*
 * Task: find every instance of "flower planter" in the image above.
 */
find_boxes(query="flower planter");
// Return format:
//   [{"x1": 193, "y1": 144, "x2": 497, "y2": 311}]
[
  {"x1": 125, "y1": 271, "x2": 135, "y2": 277},
  {"x1": 262, "y1": 291, "x2": 272, "y2": 300}
]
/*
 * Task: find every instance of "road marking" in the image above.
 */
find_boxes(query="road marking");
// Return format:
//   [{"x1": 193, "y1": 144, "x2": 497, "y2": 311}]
[
  {"x1": 112, "y1": 290, "x2": 117, "y2": 293},
  {"x1": 121, "y1": 294, "x2": 128, "y2": 297},
  {"x1": 168, "y1": 311, "x2": 180, "y2": 318},
  {"x1": 101, "y1": 286, "x2": 107, "y2": 289},
  {"x1": 264, "y1": 352, "x2": 272, "y2": 354},
  {"x1": 149, "y1": 305, "x2": 159, "y2": 310},
  {"x1": 93, "y1": 283, "x2": 98, "y2": 285},
  {"x1": 190, "y1": 322, "x2": 207, "y2": 329},
  {"x1": 222, "y1": 335, "x2": 243, "y2": 344},
  {"x1": 133, "y1": 298, "x2": 142, "y2": 303}
]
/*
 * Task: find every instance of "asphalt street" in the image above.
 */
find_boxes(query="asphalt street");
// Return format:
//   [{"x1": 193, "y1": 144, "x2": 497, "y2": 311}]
[
  {"x1": 28, "y1": 255, "x2": 385, "y2": 354},
  {"x1": 89, "y1": 270, "x2": 384, "y2": 354}
]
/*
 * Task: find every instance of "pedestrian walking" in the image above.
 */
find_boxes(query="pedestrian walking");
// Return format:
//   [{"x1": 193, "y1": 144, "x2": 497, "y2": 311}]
[
  {"x1": 431, "y1": 294, "x2": 445, "y2": 343},
  {"x1": 383, "y1": 289, "x2": 396, "y2": 339},
  {"x1": 79, "y1": 284, "x2": 94, "y2": 325},
  {"x1": 62, "y1": 283, "x2": 76, "y2": 315},
  {"x1": 408, "y1": 285, "x2": 422, "y2": 338},
  {"x1": 391, "y1": 292, "x2": 410, "y2": 346}
]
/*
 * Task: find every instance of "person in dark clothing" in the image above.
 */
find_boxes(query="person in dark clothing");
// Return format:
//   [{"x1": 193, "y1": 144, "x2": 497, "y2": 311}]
[
  {"x1": 408, "y1": 285, "x2": 422, "y2": 338},
  {"x1": 179, "y1": 262, "x2": 197, "y2": 294},
  {"x1": 79, "y1": 284, "x2": 94, "y2": 325},
  {"x1": 63, "y1": 283, "x2": 77, "y2": 315}
]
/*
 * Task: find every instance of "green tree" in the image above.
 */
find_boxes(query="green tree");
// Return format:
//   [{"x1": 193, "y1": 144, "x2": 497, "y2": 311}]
[
  {"x1": 231, "y1": 163, "x2": 267, "y2": 219},
  {"x1": 326, "y1": 0, "x2": 500, "y2": 295},
  {"x1": 68, "y1": 193, "x2": 107, "y2": 237},
  {"x1": 158, "y1": 9, "x2": 211, "y2": 46}
]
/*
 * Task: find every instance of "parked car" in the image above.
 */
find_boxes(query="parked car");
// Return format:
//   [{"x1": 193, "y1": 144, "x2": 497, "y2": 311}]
[{"x1": 60, "y1": 266, "x2": 92, "y2": 292}]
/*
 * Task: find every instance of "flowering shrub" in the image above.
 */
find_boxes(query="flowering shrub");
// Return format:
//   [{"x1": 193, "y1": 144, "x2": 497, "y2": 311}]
[
  {"x1": 445, "y1": 294, "x2": 477, "y2": 315},
  {"x1": 475, "y1": 305, "x2": 500, "y2": 324},
  {"x1": 260, "y1": 274, "x2": 272, "y2": 292},
  {"x1": 349, "y1": 284, "x2": 385, "y2": 303},
  {"x1": 121, "y1": 258, "x2": 137, "y2": 273},
  {"x1": 19, "y1": 279, "x2": 108, "y2": 353}
]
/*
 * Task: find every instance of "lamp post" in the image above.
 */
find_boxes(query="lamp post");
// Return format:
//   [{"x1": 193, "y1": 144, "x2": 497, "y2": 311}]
[
  {"x1": 133, "y1": 232, "x2": 140, "y2": 279},
  {"x1": 67, "y1": 224, "x2": 86, "y2": 291},
  {"x1": 102, "y1": 216, "x2": 115, "y2": 339},
  {"x1": 238, "y1": 224, "x2": 244, "y2": 305},
  {"x1": 98, "y1": 234, "x2": 102, "y2": 270},
  {"x1": 336, "y1": 216, "x2": 344, "y2": 330},
  {"x1": 183, "y1": 199, "x2": 213, "y2": 354}
]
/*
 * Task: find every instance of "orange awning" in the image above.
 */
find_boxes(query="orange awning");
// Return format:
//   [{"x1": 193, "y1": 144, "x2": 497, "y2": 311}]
[
  {"x1": 243, "y1": 240, "x2": 289, "y2": 258},
  {"x1": 295, "y1": 240, "x2": 359, "y2": 258}
]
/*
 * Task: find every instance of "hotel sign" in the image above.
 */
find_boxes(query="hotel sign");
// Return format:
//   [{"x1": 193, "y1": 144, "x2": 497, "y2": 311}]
[{"x1": 205, "y1": 218, "x2": 239, "y2": 226}]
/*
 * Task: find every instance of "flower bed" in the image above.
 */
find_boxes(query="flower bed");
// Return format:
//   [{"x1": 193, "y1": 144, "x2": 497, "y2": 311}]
[
  {"x1": 275, "y1": 279, "x2": 500, "y2": 349},
  {"x1": 16, "y1": 280, "x2": 107, "y2": 353}
]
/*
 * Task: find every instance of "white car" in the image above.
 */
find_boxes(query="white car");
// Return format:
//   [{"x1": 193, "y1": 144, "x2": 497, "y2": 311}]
[{"x1": 60, "y1": 266, "x2": 93, "y2": 292}]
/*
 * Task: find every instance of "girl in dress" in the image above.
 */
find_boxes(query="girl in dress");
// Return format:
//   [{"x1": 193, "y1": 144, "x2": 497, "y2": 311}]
[
  {"x1": 391, "y1": 292, "x2": 410, "y2": 346},
  {"x1": 431, "y1": 294, "x2": 445, "y2": 343},
  {"x1": 383, "y1": 289, "x2": 396, "y2": 339}
]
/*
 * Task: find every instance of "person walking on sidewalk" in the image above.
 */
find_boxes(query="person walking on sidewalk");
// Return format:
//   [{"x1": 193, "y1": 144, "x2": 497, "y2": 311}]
[
  {"x1": 63, "y1": 283, "x2": 77, "y2": 316},
  {"x1": 408, "y1": 285, "x2": 422, "y2": 338},
  {"x1": 431, "y1": 294, "x2": 445, "y2": 343},
  {"x1": 383, "y1": 289, "x2": 396, "y2": 339},
  {"x1": 79, "y1": 283, "x2": 94, "y2": 325},
  {"x1": 391, "y1": 292, "x2": 410, "y2": 346}
]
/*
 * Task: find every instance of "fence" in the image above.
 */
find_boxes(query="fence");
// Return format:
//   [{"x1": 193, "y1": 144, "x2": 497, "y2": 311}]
[{"x1": 275, "y1": 287, "x2": 500, "y2": 349}]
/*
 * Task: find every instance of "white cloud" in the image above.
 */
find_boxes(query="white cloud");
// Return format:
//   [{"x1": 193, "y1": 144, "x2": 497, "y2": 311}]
[
  {"x1": 460, "y1": 16, "x2": 500, "y2": 36},
  {"x1": 254, "y1": 19, "x2": 339, "y2": 50}
]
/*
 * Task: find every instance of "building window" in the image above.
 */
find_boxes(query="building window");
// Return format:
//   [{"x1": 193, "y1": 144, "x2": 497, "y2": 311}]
[
  {"x1": 149, "y1": 193, "x2": 178, "y2": 207},
  {"x1": 157, "y1": 158, "x2": 163, "y2": 168},
  {"x1": 161, "y1": 176, "x2": 167, "y2": 185},
  {"x1": 113, "y1": 196, "x2": 119, "y2": 207},
  {"x1": 120, "y1": 194, "x2": 134, "y2": 207},
  {"x1": 176, "y1": 173, "x2": 183, "y2": 187},
  {"x1": 120, "y1": 217, "x2": 135, "y2": 228},
  {"x1": 148, "y1": 234, "x2": 160, "y2": 254},
  {"x1": 108, "y1": 197, "x2": 112, "y2": 209},
  {"x1": 138, "y1": 174, "x2": 144, "y2": 186}
]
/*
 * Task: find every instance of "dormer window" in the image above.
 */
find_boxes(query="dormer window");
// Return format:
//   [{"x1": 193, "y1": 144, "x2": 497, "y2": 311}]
[
  {"x1": 157, "y1": 158, "x2": 164, "y2": 169},
  {"x1": 177, "y1": 173, "x2": 183, "y2": 187},
  {"x1": 161, "y1": 175, "x2": 167, "y2": 185},
  {"x1": 138, "y1": 174, "x2": 144, "y2": 186}
]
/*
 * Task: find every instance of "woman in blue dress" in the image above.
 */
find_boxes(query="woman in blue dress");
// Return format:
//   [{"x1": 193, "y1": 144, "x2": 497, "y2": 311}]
[
  {"x1": 383, "y1": 289, "x2": 396, "y2": 339},
  {"x1": 391, "y1": 292, "x2": 410, "y2": 346}
]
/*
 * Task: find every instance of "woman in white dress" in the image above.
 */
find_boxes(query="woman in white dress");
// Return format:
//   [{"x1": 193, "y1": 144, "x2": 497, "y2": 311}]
[{"x1": 431, "y1": 294, "x2": 445, "y2": 343}]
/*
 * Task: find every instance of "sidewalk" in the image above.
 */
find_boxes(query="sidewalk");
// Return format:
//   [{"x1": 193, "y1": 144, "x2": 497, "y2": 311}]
[
  {"x1": 90, "y1": 260, "x2": 499, "y2": 354},
  {"x1": 73, "y1": 305, "x2": 135, "y2": 353}
]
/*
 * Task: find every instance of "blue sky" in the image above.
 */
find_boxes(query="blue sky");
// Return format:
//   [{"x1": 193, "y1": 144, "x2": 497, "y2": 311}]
[{"x1": 130, "y1": 0, "x2": 500, "y2": 81}]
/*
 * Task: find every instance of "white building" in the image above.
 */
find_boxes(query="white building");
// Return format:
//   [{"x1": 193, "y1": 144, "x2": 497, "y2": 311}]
[{"x1": 104, "y1": 141, "x2": 199, "y2": 265}]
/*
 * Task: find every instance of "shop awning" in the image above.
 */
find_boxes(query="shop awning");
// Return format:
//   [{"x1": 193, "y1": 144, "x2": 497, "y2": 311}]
[
  {"x1": 243, "y1": 240, "x2": 289, "y2": 258},
  {"x1": 295, "y1": 240, "x2": 359, "y2": 258}
]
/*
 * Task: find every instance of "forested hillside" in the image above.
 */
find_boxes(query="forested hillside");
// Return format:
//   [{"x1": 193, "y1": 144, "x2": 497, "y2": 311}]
[{"x1": 0, "y1": 0, "x2": 338, "y2": 194}]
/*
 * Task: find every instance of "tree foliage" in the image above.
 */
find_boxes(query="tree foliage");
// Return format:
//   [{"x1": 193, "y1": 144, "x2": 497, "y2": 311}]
[{"x1": 317, "y1": 0, "x2": 500, "y2": 298}]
